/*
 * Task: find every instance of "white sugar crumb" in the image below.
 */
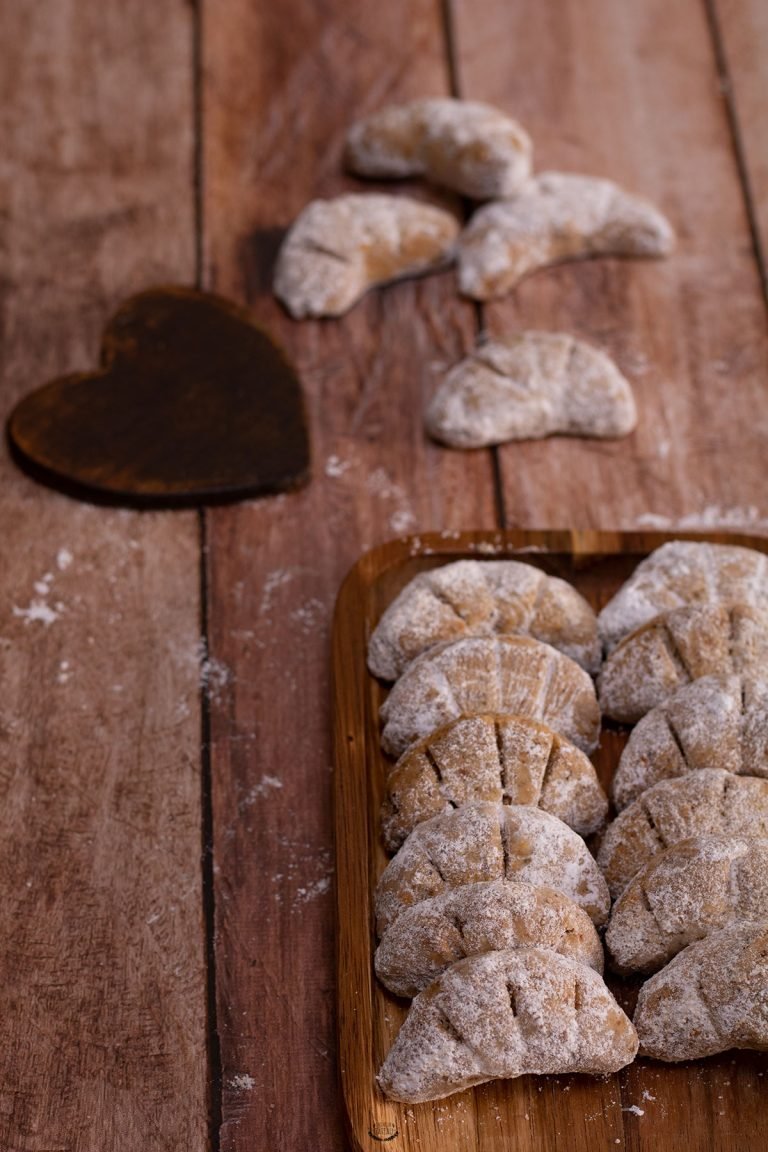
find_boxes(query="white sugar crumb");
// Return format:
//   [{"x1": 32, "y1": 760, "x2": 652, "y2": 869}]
[
  {"x1": 295, "y1": 876, "x2": 331, "y2": 903},
  {"x1": 623, "y1": 1105, "x2": 645, "y2": 1116},
  {"x1": 56, "y1": 548, "x2": 73, "y2": 570},
  {"x1": 642, "y1": 1090, "x2": 656, "y2": 1101},
  {"x1": 325, "y1": 454, "x2": 351, "y2": 478},
  {"x1": 228, "y1": 1074, "x2": 256, "y2": 1091},
  {"x1": 13, "y1": 599, "x2": 62, "y2": 626}
]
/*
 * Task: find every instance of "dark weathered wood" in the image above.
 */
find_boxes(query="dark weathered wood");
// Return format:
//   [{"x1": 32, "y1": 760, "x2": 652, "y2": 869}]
[
  {"x1": 450, "y1": 0, "x2": 768, "y2": 534},
  {"x1": 713, "y1": 0, "x2": 768, "y2": 298},
  {"x1": 8, "y1": 288, "x2": 309, "y2": 506},
  {"x1": 0, "y1": 4, "x2": 207, "y2": 1149},
  {"x1": 200, "y1": 2, "x2": 498, "y2": 1148},
  {"x1": 335, "y1": 529, "x2": 768, "y2": 1152}
]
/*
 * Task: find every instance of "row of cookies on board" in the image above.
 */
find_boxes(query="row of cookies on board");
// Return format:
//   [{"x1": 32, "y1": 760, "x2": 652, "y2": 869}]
[
  {"x1": 367, "y1": 541, "x2": 768, "y2": 1100},
  {"x1": 273, "y1": 97, "x2": 675, "y2": 448}
]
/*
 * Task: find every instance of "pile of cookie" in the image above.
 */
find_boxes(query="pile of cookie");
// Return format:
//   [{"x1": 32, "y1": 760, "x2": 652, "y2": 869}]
[
  {"x1": 273, "y1": 97, "x2": 675, "y2": 448},
  {"x1": 367, "y1": 541, "x2": 768, "y2": 1103}
]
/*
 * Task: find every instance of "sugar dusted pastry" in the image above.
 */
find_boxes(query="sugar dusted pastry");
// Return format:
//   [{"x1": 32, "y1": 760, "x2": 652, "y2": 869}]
[
  {"x1": 379, "y1": 635, "x2": 601, "y2": 758},
  {"x1": 375, "y1": 879, "x2": 603, "y2": 997},
  {"x1": 274, "y1": 193, "x2": 458, "y2": 318},
  {"x1": 374, "y1": 801, "x2": 610, "y2": 935},
  {"x1": 381, "y1": 712, "x2": 607, "y2": 851},
  {"x1": 368, "y1": 558, "x2": 601, "y2": 680},
  {"x1": 598, "y1": 540, "x2": 768, "y2": 653},
  {"x1": 612, "y1": 674, "x2": 768, "y2": 810},
  {"x1": 345, "y1": 98, "x2": 532, "y2": 200},
  {"x1": 605, "y1": 835, "x2": 768, "y2": 974},
  {"x1": 426, "y1": 332, "x2": 637, "y2": 448},
  {"x1": 378, "y1": 948, "x2": 638, "y2": 1102},
  {"x1": 598, "y1": 603, "x2": 768, "y2": 723},
  {"x1": 634, "y1": 921, "x2": 768, "y2": 1061},
  {"x1": 597, "y1": 769, "x2": 768, "y2": 899},
  {"x1": 458, "y1": 172, "x2": 674, "y2": 300}
]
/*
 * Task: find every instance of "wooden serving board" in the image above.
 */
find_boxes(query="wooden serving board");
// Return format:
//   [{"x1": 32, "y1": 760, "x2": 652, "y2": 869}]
[{"x1": 333, "y1": 529, "x2": 768, "y2": 1152}]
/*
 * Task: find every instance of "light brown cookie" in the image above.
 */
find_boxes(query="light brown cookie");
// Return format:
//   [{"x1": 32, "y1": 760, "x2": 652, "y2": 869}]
[
  {"x1": 273, "y1": 193, "x2": 458, "y2": 318},
  {"x1": 458, "y1": 172, "x2": 674, "y2": 300},
  {"x1": 379, "y1": 635, "x2": 601, "y2": 758},
  {"x1": 634, "y1": 920, "x2": 768, "y2": 1061},
  {"x1": 374, "y1": 801, "x2": 610, "y2": 935},
  {"x1": 368, "y1": 557, "x2": 601, "y2": 680},
  {"x1": 598, "y1": 604, "x2": 768, "y2": 723},
  {"x1": 345, "y1": 98, "x2": 532, "y2": 200},
  {"x1": 597, "y1": 769, "x2": 768, "y2": 899},
  {"x1": 611, "y1": 674, "x2": 768, "y2": 810},
  {"x1": 375, "y1": 879, "x2": 604, "y2": 998},
  {"x1": 381, "y1": 712, "x2": 607, "y2": 852},
  {"x1": 597, "y1": 540, "x2": 768, "y2": 653},
  {"x1": 378, "y1": 948, "x2": 638, "y2": 1102},
  {"x1": 426, "y1": 332, "x2": 637, "y2": 448},
  {"x1": 605, "y1": 835, "x2": 768, "y2": 974}
]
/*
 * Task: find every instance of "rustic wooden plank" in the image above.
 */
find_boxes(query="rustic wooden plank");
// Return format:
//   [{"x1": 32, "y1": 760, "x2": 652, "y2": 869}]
[
  {"x1": 713, "y1": 0, "x2": 768, "y2": 294},
  {"x1": 200, "y1": 2, "x2": 498, "y2": 1148},
  {"x1": 0, "y1": 4, "x2": 207, "y2": 1149},
  {"x1": 450, "y1": 0, "x2": 768, "y2": 535}
]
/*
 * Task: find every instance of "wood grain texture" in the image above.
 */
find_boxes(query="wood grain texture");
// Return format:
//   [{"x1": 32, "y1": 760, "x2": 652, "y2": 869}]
[
  {"x1": 199, "y1": 2, "x2": 497, "y2": 1149},
  {"x1": 335, "y1": 530, "x2": 768, "y2": 1152},
  {"x1": 450, "y1": 0, "x2": 768, "y2": 534},
  {"x1": 714, "y1": 0, "x2": 768, "y2": 293},
  {"x1": 0, "y1": 4, "x2": 207, "y2": 1149}
]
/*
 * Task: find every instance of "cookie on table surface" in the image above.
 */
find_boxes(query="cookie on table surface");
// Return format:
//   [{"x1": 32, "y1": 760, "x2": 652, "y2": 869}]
[
  {"x1": 381, "y1": 712, "x2": 607, "y2": 852},
  {"x1": 634, "y1": 920, "x2": 768, "y2": 1062},
  {"x1": 368, "y1": 557, "x2": 600, "y2": 680},
  {"x1": 379, "y1": 635, "x2": 601, "y2": 758},
  {"x1": 374, "y1": 801, "x2": 610, "y2": 935},
  {"x1": 605, "y1": 835, "x2": 768, "y2": 974},
  {"x1": 611, "y1": 674, "x2": 768, "y2": 810},
  {"x1": 378, "y1": 948, "x2": 638, "y2": 1102},
  {"x1": 375, "y1": 878, "x2": 604, "y2": 998}
]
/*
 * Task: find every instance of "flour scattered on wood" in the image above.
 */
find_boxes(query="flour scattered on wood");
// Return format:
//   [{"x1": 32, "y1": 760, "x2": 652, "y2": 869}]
[
  {"x1": 623, "y1": 1105, "x2": 645, "y2": 1116},
  {"x1": 228, "y1": 1074, "x2": 256, "y2": 1091},
  {"x1": 636, "y1": 505, "x2": 768, "y2": 530},
  {"x1": 56, "y1": 548, "x2": 73, "y2": 570},
  {"x1": 13, "y1": 599, "x2": 62, "y2": 626},
  {"x1": 325, "y1": 454, "x2": 352, "y2": 478},
  {"x1": 260, "y1": 568, "x2": 299, "y2": 614},
  {"x1": 367, "y1": 467, "x2": 417, "y2": 535},
  {"x1": 241, "y1": 775, "x2": 283, "y2": 809}
]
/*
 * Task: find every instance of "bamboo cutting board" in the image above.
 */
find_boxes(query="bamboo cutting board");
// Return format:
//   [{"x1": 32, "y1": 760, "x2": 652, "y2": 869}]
[{"x1": 333, "y1": 530, "x2": 768, "y2": 1152}]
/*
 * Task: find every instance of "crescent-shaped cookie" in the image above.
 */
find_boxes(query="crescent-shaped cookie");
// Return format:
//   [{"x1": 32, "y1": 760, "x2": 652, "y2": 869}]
[
  {"x1": 597, "y1": 769, "x2": 768, "y2": 899},
  {"x1": 379, "y1": 635, "x2": 601, "y2": 758},
  {"x1": 425, "y1": 332, "x2": 637, "y2": 448},
  {"x1": 374, "y1": 801, "x2": 610, "y2": 934},
  {"x1": 378, "y1": 948, "x2": 638, "y2": 1102},
  {"x1": 597, "y1": 541, "x2": 768, "y2": 653},
  {"x1": 634, "y1": 920, "x2": 768, "y2": 1061},
  {"x1": 368, "y1": 558, "x2": 601, "y2": 680},
  {"x1": 375, "y1": 879, "x2": 604, "y2": 998},
  {"x1": 611, "y1": 674, "x2": 768, "y2": 810},
  {"x1": 273, "y1": 193, "x2": 458, "y2": 318},
  {"x1": 605, "y1": 835, "x2": 768, "y2": 974},
  {"x1": 598, "y1": 604, "x2": 768, "y2": 723},
  {"x1": 457, "y1": 171, "x2": 674, "y2": 300},
  {"x1": 345, "y1": 98, "x2": 532, "y2": 200},
  {"x1": 381, "y1": 712, "x2": 607, "y2": 852}
]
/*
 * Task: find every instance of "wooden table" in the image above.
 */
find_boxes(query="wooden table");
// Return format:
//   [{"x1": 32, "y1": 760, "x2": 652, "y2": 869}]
[{"x1": 1, "y1": 2, "x2": 766, "y2": 1149}]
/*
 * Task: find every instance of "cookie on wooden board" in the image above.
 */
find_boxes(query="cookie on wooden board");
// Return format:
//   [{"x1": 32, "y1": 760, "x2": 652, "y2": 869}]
[
  {"x1": 273, "y1": 193, "x2": 458, "y2": 318},
  {"x1": 345, "y1": 97, "x2": 532, "y2": 200},
  {"x1": 374, "y1": 801, "x2": 610, "y2": 935},
  {"x1": 425, "y1": 332, "x2": 637, "y2": 448},
  {"x1": 457, "y1": 171, "x2": 674, "y2": 300},
  {"x1": 597, "y1": 541, "x2": 768, "y2": 653},
  {"x1": 375, "y1": 879, "x2": 604, "y2": 998},
  {"x1": 381, "y1": 712, "x2": 607, "y2": 852},
  {"x1": 605, "y1": 835, "x2": 768, "y2": 974},
  {"x1": 634, "y1": 920, "x2": 768, "y2": 1061},
  {"x1": 611, "y1": 674, "x2": 768, "y2": 810},
  {"x1": 379, "y1": 635, "x2": 601, "y2": 758},
  {"x1": 597, "y1": 769, "x2": 768, "y2": 899},
  {"x1": 378, "y1": 948, "x2": 638, "y2": 1102},
  {"x1": 368, "y1": 557, "x2": 601, "y2": 680},
  {"x1": 598, "y1": 603, "x2": 768, "y2": 723}
]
